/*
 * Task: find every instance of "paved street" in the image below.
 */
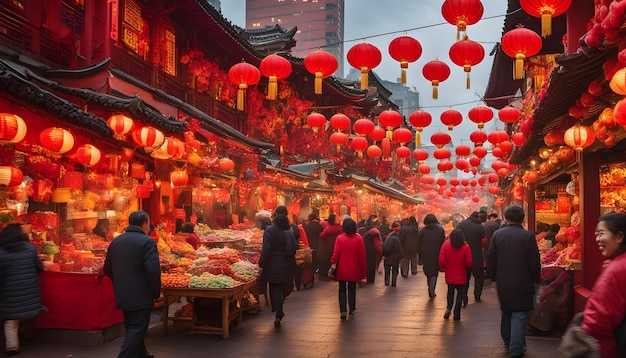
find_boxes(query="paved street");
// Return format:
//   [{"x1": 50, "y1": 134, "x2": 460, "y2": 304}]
[{"x1": 18, "y1": 270, "x2": 563, "y2": 357}]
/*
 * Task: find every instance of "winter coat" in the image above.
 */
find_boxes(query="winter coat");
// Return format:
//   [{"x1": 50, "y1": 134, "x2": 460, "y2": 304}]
[
  {"x1": 104, "y1": 226, "x2": 161, "y2": 311},
  {"x1": 383, "y1": 232, "x2": 404, "y2": 266},
  {"x1": 331, "y1": 233, "x2": 367, "y2": 282},
  {"x1": 318, "y1": 224, "x2": 343, "y2": 264},
  {"x1": 483, "y1": 220, "x2": 500, "y2": 252},
  {"x1": 438, "y1": 240, "x2": 472, "y2": 285},
  {"x1": 487, "y1": 223, "x2": 541, "y2": 312},
  {"x1": 417, "y1": 223, "x2": 446, "y2": 277},
  {"x1": 457, "y1": 216, "x2": 486, "y2": 270},
  {"x1": 304, "y1": 219, "x2": 323, "y2": 251},
  {"x1": 258, "y1": 224, "x2": 297, "y2": 284},
  {"x1": 0, "y1": 242, "x2": 44, "y2": 320},
  {"x1": 399, "y1": 223, "x2": 419, "y2": 257},
  {"x1": 362, "y1": 227, "x2": 383, "y2": 257},
  {"x1": 580, "y1": 251, "x2": 626, "y2": 357}
]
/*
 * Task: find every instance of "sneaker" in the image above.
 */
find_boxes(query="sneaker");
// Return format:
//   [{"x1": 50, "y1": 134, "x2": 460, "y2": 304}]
[{"x1": 444, "y1": 309, "x2": 451, "y2": 319}]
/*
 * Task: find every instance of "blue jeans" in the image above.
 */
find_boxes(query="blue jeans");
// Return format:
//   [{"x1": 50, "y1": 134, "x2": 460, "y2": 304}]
[
  {"x1": 446, "y1": 284, "x2": 466, "y2": 319},
  {"x1": 501, "y1": 310, "x2": 527, "y2": 356},
  {"x1": 338, "y1": 281, "x2": 357, "y2": 313},
  {"x1": 269, "y1": 283, "x2": 285, "y2": 320},
  {"x1": 119, "y1": 309, "x2": 151, "y2": 358}
]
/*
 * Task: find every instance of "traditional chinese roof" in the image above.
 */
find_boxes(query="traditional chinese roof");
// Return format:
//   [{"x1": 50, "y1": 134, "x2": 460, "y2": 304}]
[
  {"x1": 350, "y1": 174, "x2": 423, "y2": 205},
  {"x1": 235, "y1": 24, "x2": 298, "y2": 53},
  {"x1": 483, "y1": 0, "x2": 567, "y2": 109}
]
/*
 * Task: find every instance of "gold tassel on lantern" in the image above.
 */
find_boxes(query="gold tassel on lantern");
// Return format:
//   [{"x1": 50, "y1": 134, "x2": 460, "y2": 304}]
[
  {"x1": 514, "y1": 54, "x2": 525, "y2": 80},
  {"x1": 385, "y1": 129, "x2": 392, "y2": 140},
  {"x1": 415, "y1": 131, "x2": 421, "y2": 148},
  {"x1": 315, "y1": 72, "x2": 323, "y2": 94},
  {"x1": 401, "y1": 69, "x2": 407, "y2": 85},
  {"x1": 237, "y1": 84, "x2": 247, "y2": 111},
  {"x1": 541, "y1": 13, "x2": 552, "y2": 38},
  {"x1": 360, "y1": 66, "x2": 369, "y2": 90},
  {"x1": 464, "y1": 65, "x2": 471, "y2": 89},
  {"x1": 267, "y1": 75, "x2": 278, "y2": 100},
  {"x1": 432, "y1": 80, "x2": 439, "y2": 100}
]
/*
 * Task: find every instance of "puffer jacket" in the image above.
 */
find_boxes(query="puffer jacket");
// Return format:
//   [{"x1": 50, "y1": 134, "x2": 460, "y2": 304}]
[
  {"x1": 258, "y1": 224, "x2": 297, "y2": 284},
  {"x1": 438, "y1": 240, "x2": 472, "y2": 285},
  {"x1": 0, "y1": 241, "x2": 45, "y2": 319},
  {"x1": 383, "y1": 232, "x2": 404, "y2": 266},
  {"x1": 331, "y1": 233, "x2": 367, "y2": 282}
]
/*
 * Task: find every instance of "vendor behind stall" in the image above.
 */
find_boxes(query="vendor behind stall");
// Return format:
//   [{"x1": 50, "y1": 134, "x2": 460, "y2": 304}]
[
  {"x1": 179, "y1": 222, "x2": 199, "y2": 250},
  {"x1": 92, "y1": 219, "x2": 110, "y2": 240}
]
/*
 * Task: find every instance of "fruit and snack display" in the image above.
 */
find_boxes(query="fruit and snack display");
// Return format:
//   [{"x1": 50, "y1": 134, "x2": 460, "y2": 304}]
[
  {"x1": 600, "y1": 164, "x2": 626, "y2": 211},
  {"x1": 536, "y1": 211, "x2": 582, "y2": 268}
]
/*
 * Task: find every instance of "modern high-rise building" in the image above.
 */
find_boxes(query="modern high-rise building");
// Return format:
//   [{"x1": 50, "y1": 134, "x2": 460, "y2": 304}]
[{"x1": 246, "y1": 0, "x2": 344, "y2": 76}]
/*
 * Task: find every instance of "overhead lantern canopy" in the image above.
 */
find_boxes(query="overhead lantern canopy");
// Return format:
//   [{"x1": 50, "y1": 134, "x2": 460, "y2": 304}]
[
  {"x1": 441, "y1": 0, "x2": 484, "y2": 40},
  {"x1": 304, "y1": 49, "x2": 338, "y2": 95},
  {"x1": 259, "y1": 54, "x2": 292, "y2": 100},
  {"x1": 501, "y1": 27, "x2": 542, "y2": 80},
  {"x1": 228, "y1": 60, "x2": 261, "y2": 111},
  {"x1": 422, "y1": 58, "x2": 450, "y2": 99},
  {"x1": 520, "y1": 0, "x2": 572, "y2": 38},
  {"x1": 388, "y1": 34, "x2": 422, "y2": 84},
  {"x1": 347, "y1": 42, "x2": 382, "y2": 90},
  {"x1": 448, "y1": 36, "x2": 485, "y2": 89}
]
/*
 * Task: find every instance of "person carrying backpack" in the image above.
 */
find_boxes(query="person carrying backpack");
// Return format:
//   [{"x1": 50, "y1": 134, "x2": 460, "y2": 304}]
[{"x1": 383, "y1": 221, "x2": 404, "y2": 287}]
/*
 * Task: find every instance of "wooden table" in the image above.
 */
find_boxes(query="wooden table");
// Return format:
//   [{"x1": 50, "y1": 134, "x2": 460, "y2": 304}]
[{"x1": 162, "y1": 285, "x2": 244, "y2": 339}]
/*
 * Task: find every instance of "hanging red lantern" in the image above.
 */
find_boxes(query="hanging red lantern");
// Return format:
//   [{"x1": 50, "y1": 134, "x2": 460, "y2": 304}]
[
  {"x1": 487, "y1": 172, "x2": 499, "y2": 183},
  {"x1": 366, "y1": 145, "x2": 382, "y2": 158},
  {"x1": 564, "y1": 125, "x2": 595, "y2": 152},
  {"x1": 152, "y1": 137, "x2": 184, "y2": 160},
  {"x1": 610, "y1": 68, "x2": 626, "y2": 96},
  {"x1": 448, "y1": 36, "x2": 485, "y2": 89},
  {"x1": 0, "y1": 166, "x2": 23, "y2": 187},
  {"x1": 468, "y1": 105, "x2": 493, "y2": 129},
  {"x1": 413, "y1": 149, "x2": 429, "y2": 162},
  {"x1": 491, "y1": 160, "x2": 506, "y2": 171},
  {"x1": 369, "y1": 126, "x2": 386, "y2": 142},
  {"x1": 330, "y1": 113, "x2": 351, "y2": 132},
  {"x1": 388, "y1": 35, "x2": 422, "y2": 84},
  {"x1": 378, "y1": 109, "x2": 403, "y2": 139},
  {"x1": 259, "y1": 54, "x2": 292, "y2": 100},
  {"x1": 434, "y1": 148, "x2": 452, "y2": 160},
  {"x1": 437, "y1": 160, "x2": 454, "y2": 172},
  {"x1": 487, "y1": 130, "x2": 509, "y2": 146},
  {"x1": 437, "y1": 177, "x2": 447, "y2": 187},
  {"x1": 498, "y1": 106, "x2": 521, "y2": 123},
  {"x1": 422, "y1": 175, "x2": 435, "y2": 185},
  {"x1": 107, "y1": 114, "x2": 134, "y2": 140},
  {"x1": 347, "y1": 42, "x2": 382, "y2": 90},
  {"x1": 501, "y1": 27, "x2": 543, "y2": 80},
  {"x1": 499, "y1": 140, "x2": 513, "y2": 154},
  {"x1": 470, "y1": 130, "x2": 488, "y2": 147},
  {"x1": 228, "y1": 61, "x2": 261, "y2": 111},
  {"x1": 441, "y1": 0, "x2": 484, "y2": 40},
  {"x1": 473, "y1": 146, "x2": 488, "y2": 158},
  {"x1": 544, "y1": 128, "x2": 565, "y2": 147},
  {"x1": 418, "y1": 163, "x2": 431, "y2": 175},
  {"x1": 455, "y1": 159, "x2": 470, "y2": 171},
  {"x1": 440, "y1": 108, "x2": 463, "y2": 131},
  {"x1": 524, "y1": 170, "x2": 539, "y2": 183},
  {"x1": 330, "y1": 132, "x2": 348, "y2": 153},
  {"x1": 132, "y1": 126, "x2": 165, "y2": 152},
  {"x1": 351, "y1": 136, "x2": 369, "y2": 157},
  {"x1": 469, "y1": 155, "x2": 481, "y2": 167},
  {"x1": 396, "y1": 146, "x2": 411, "y2": 158},
  {"x1": 455, "y1": 144, "x2": 471, "y2": 157},
  {"x1": 219, "y1": 158, "x2": 235, "y2": 171},
  {"x1": 430, "y1": 131, "x2": 452, "y2": 148},
  {"x1": 519, "y1": 0, "x2": 572, "y2": 38},
  {"x1": 450, "y1": 178, "x2": 460, "y2": 186},
  {"x1": 408, "y1": 109, "x2": 432, "y2": 147},
  {"x1": 392, "y1": 128, "x2": 413, "y2": 145},
  {"x1": 0, "y1": 113, "x2": 26, "y2": 145},
  {"x1": 422, "y1": 59, "x2": 451, "y2": 99},
  {"x1": 170, "y1": 169, "x2": 189, "y2": 187},
  {"x1": 492, "y1": 147, "x2": 504, "y2": 158},
  {"x1": 353, "y1": 118, "x2": 375, "y2": 136},
  {"x1": 76, "y1": 144, "x2": 102, "y2": 167},
  {"x1": 306, "y1": 112, "x2": 326, "y2": 133},
  {"x1": 304, "y1": 49, "x2": 338, "y2": 94},
  {"x1": 497, "y1": 167, "x2": 510, "y2": 177},
  {"x1": 512, "y1": 132, "x2": 526, "y2": 146},
  {"x1": 40, "y1": 127, "x2": 75, "y2": 154},
  {"x1": 488, "y1": 186, "x2": 499, "y2": 195},
  {"x1": 381, "y1": 138, "x2": 391, "y2": 155}
]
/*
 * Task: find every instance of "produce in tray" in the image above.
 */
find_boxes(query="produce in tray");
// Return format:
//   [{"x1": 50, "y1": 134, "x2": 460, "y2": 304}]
[{"x1": 189, "y1": 273, "x2": 239, "y2": 289}]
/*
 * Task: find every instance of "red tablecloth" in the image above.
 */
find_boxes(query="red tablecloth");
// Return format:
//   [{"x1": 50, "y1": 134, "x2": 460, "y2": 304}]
[{"x1": 33, "y1": 271, "x2": 123, "y2": 330}]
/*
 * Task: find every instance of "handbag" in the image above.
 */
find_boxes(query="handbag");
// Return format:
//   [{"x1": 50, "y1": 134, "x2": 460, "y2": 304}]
[{"x1": 328, "y1": 263, "x2": 337, "y2": 278}]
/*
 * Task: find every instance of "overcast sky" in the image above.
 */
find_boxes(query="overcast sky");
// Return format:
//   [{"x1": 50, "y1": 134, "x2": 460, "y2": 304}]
[{"x1": 220, "y1": 1, "x2": 511, "y2": 145}]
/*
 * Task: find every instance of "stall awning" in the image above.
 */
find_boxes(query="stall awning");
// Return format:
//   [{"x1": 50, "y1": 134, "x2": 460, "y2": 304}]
[{"x1": 351, "y1": 175, "x2": 423, "y2": 205}]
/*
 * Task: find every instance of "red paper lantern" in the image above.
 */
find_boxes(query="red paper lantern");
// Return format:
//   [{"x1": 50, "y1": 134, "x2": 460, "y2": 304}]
[
  {"x1": 473, "y1": 146, "x2": 487, "y2": 158},
  {"x1": 448, "y1": 36, "x2": 485, "y2": 89},
  {"x1": 487, "y1": 130, "x2": 509, "y2": 145},
  {"x1": 413, "y1": 148, "x2": 429, "y2": 162},
  {"x1": 369, "y1": 126, "x2": 386, "y2": 142},
  {"x1": 422, "y1": 175, "x2": 435, "y2": 185},
  {"x1": 437, "y1": 160, "x2": 454, "y2": 172},
  {"x1": 392, "y1": 128, "x2": 413, "y2": 145},
  {"x1": 455, "y1": 144, "x2": 471, "y2": 157},
  {"x1": 455, "y1": 159, "x2": 470, "y2": 171},
  {"x1": 469, "y1": 155, "x2": 481, "y2": 167},
  {"x1": 437, "y1": 177, "x2": 447, "y2": 187},
  {"x1": 497, "y1": 167, "x2": 510, "y2": 177},
  {"x1": 388, "y1": 35, "x2": 422, "y2": 84},
  {"x1": 219, "y1": 158, "x2": 235, "y2": 171},
  {"x1": 470, "y1": 130, "x2": 488, "y2": 147},
  {"x1": 76, "y1": 144, "x2": 102, "y2": 167},
  {"x1": 228, "y1": 61, "x2": 261, "y2": 111},
  {"x1": 40, "y1": 127, "x2": 75, "y2": 154},
  {"x1": 440, "y1": 109, "x2": 463, "y2": 131},
  {"x1": 501, "y1": 27, "x2": 542, "y2": 80},
  {"x1": 461, "y1": 178, "x2": 469, "y2": 186},
  {"x1": 487, "y1": 173, "x2": 499, "y2": 183},
  {"x1": 468, "y1": 106, "x2": 493, "y2": 129},
  {"x1": 366, "y1": 145, "x2": 382, "y2": 158},
  {"x1": 306, "y1": 112, "x2": 326, "y2": 133},
  {"x1": 351, "y1": 136, "x2": 369, "y2": 152},
  {"x1": 151, "y1": 137, "x2": 184, "y2": 160},
  {"x1": 422, "y1": 59, "x2": 451, "y2": 99},
  {"x1": 499, "y1": 140, "x2": 513, "y2": 154},
  {"x1": 353, "y1": 118, "x2": 375, "y2": 136},
  {"x1": 564, "y1": 125, "x2": 595, "y2": 152},
  {"x1": 441, "y1": 0, "x2": 484, "y2": 40},
  {"x1": 396, "y1": 146, "x2": 411, "y2": 158},
  {"x1": 519, "y1": 0, "x2": 572, "y2": 37},
  {"x1": 304, "y1": 49, "x2": 338, "y2": 94},
  {"x1": 347, "y1": 42, "x2": 382, "y2": 90},
  {"x1": 418, "y1": 164, "x2": 431, "y2": 175},
  {"x1": 381, "y1": 138, "x2": 391, "y2": 155},
  {"x1": 524, "y1": 170, "x2": 539, "y2": 183},
  {"x1": 434, "y1": 148, "x2": 452, "y2": 160},
  {"x1": 0, "y1": 166, "x2": 23, "y2": 187},
  {"x1": 379, "y1": 109, "x2": 403, "y2": 139},
  {"x1": 498, "y1": 106, "x2": 521, "y2": 123},
  {"x1": 430, "y1": 131, "x2": 452, "y2": 148},
  {"x1": 409, "y1": 109, "x2": 431, "y2": 147},
  {"x1": 170, "y1": 170, "x2": 189, "y2": 187},
  {"x1": 491, "y1": 160, "x2": 506, "y2": 171},
  {"x1": 544, "y1": 128, "x2": 565, "y2": 147},
  {"x1": 0, "y1": 113, "x2": 26, "y2": 144},
  {"x1": 610, "y1": 68, "x2": 626, "y2": 96},
  {"x1": 488, "y1": 186, "x2": 499, "y2": 195},
  {"x1": 132, "y1": 126, "x2": 165, "y2": 152},
  {"x1": 450, "y1": 178, "x2": 460, "y2": 186},
  {"x1": 512, "y1": 132, "x2": 526, "y2": 146},
  {"x1": 330, "y1": 113, "x2": 351, "y2": 132},
  {"x1": 107, "y1": 114, "x2": 134, "y2": 140},
  {"x1": 329, "y1": 132, "x2": 348, "y2": 145},
  {"x1": 259, "y1": 54, "x2": 292, "y2": 100}
]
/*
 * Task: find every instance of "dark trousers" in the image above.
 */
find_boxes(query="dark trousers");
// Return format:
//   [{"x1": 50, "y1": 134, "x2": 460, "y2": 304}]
[
  {"x1": 465, "y1": 265, "x2": 485, "y2": 302},
  {"x1": 446, "y1": 284, "x2": 467, "y2": 319},
  {"x1": 268, "y1": 283, "x2": 285, "y2": 320},
  {"x1": 401, "y1": 253, "x2": 418, "y2": 276},
  {"x1": 338, "y1": 280, "x2": 357, "y2": 314},
  {"x1": 384, "y1": 263, "x2": 399, "y2": 286},
  {"x1": 366, "y1": 253, "x2": 377, "y2": 283},
  {"x1": 119, "y1": 308, "x2": 151, "y2": 358}
]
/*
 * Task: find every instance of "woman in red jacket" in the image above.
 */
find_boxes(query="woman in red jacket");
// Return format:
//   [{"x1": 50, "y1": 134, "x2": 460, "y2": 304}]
[
  {"x1": 330, "y1": 218, "x2": 367, "y2": 320},
  {"x1": 438, "y1": 229, "x2": 472, "y2": 321}
]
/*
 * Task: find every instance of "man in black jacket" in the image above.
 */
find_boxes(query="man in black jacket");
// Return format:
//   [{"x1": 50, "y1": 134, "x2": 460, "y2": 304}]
[
  {"x1": 457, "y1": 211, "x2": 486, "y2": 304},
  {"x1": 399, "y1": 216, "x2": 420, "y2": 277},
  {"x1": 104, "y1": 210, "x2": 161, "y2": 358}
]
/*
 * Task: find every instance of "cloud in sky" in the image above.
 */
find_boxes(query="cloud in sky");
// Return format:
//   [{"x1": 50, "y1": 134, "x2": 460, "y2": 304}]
[{"x1": 220, "y1": 0, "x2": 511, "y2": 145}]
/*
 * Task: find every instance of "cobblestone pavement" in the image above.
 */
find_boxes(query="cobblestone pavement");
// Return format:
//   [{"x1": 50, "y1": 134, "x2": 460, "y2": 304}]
[{"x1": 16, "y1": 269, "x2": 564, "y2": 357}]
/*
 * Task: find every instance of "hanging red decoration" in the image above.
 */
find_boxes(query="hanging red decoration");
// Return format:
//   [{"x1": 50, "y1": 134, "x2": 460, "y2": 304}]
[
  {"x1": 524, "y1": 170, "x2": 539, "y2": 183},
  {"x1": 0, "y1": 166, "x2": 23, "y2": 188},
  {"x1": 369, "y1": 126, "x2": 386, "y2": 142},
  {"x1": 347, "y1": 42, "x2": 382, "y2": 90},
  {"x1": 392, "y1": 128, "x2": 413, "y2": 145},
  {"x1": 430, "y1": 131, "x2": 452, "y2": 148},
  {"x1": 440, "y1": 108, "x2": 463, "y2": 131},
  {"x1": 434, "y1": 148, "x2": 452, "y2": 160},
  {"x1": 470, "y1": 130, "x2": 487, "y2": 147},
  {"x1": 499, "y1": 140, "x2": 513, "y2": 154},
  {"x1": 132, "y1": 126, "x2": 165, "y2": 152},
  {"x1": 497, "y1": 167, "x2": 510, "y2": 177},
  {"x1": 437, "y1": 177, "x2": 447, "y2": 187},
  {"x1": 259, "y1": 54, "x2": 292, "y2": 100},
  {"x1": 519, "y1": 0, "x2": 572, "y2": 38},
  {"x1": 219, "y1": 158, "x2": 235, "y2": 171},
  {"x1": 455, "y1": 159, "x2": 470, "y2": 171},
  {"x1": 473, "y1": 146, "x2": 488, "y2": 158},
  {"x1": 388, "y1": 35, "x2": 422, "y2": 84},
  {"x1": 501, "y1": 27, "x2": 542, "y2": 80},
  {"x1": 413, "y1": 149, "x2": 429, "y2": 162},
  {"x1": 228, "y1": 60, "x2": 261, "y2": 111},
  {"x1": 455, "y1": 144, "x2": 471, "y2": 157},
  {"x1": 351, "y1": 136, "x2": 369, "y2": 157},
  {"x1": 170, "y1": 169, "x2": 189, "y2": 187},
  {"x1": 498, "y1": 106, "x2": 521, "y2": 123},
  {"x1": 381, "y1": 138, "x2": 392, "y2": 156},
  {"x1": 396, "y1": 146, "x2": 411, "y2": 158},
  {"x1": 468, "y1": 105, "x2": 493, "y2": 129},
  {"x1": 492, "y1": 147, "x2": 504, "y2": 158},
  {"x1": 512, "y1": 132, "x2": 526, "y2": 146},
  {"x1": 306, "y1": 112, "x2": 326, "y2": 133},
  {"x1": 450, "y1": 178, "x2": 460, "y2": 186},
  {"x1": 366, "y1": 145, "x2": 382, "y2": 158},
  {"x1": 304, "y1": 49, "x2": 338, "y2": 94},
  {"x1": 76, "y1": 144, "x2": 102, "y2": 167},
  {"x1": 378, "y1": 109, "x2": 403, "y2": 139},
  {"x1": 107, "y1": 114, "x2": 134, "y2": 140},
  {"x1": 437, "y1": 160, "x2": 454, "y2": 172},
  {"x1": 330, "y1": 113, "x2": 351, "y2": 132},
  {"x1": 418, "y1": 163, "x2": 431, "y2": 175},
  {"x1": 408, "y1": 109, "x2": 432, "y2": 147},
  {"x1": 441, "y1": 0, "x2": 484, "y2": 40},
  {"x1": 469, "y1": 155, "x2": 481, "y2": 167},
  {"x1": 544, "y1": 128, "x2": 565, "y2": 147},
  {"x1": 353, "y1": 118, "x2": 375, "y2": 136},
  {"x1": 488, "y1": 186, "x2": 499, "y2": 195},
  {"x1": 330, "y1": 132, "x2": 348, "y2": 153},
  {"x1": 563, "y1": 125, "x2": 595, "y2": 152},
  {"x1": 487, "y1": 130, "x2": 509, "y2": 146},
  {"x1": 422, "y1": 59, "x2": 451, "y2": 99},
  {"x1": 448, "y1": 36, "x2": 485, "y2": 89},
  {"x1": 0, "y1": 113, "x2": 26, "y2": 145},
  {"x1": 152, "y1": 137, "x2": 184, "y2": 160},
  {"x1": 40, "y1": 127, "x2": 75, "y2": 154}
]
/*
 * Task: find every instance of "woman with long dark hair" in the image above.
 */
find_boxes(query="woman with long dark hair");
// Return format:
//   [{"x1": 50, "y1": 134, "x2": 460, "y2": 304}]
[{"x1": 438, "y1": 228, "x2": 472, "y2": 321}]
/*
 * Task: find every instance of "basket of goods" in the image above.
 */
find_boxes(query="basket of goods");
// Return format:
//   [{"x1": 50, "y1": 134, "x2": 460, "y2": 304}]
[{"x1": 295, "y1": 248, "x2": 313, "y2": 265}]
